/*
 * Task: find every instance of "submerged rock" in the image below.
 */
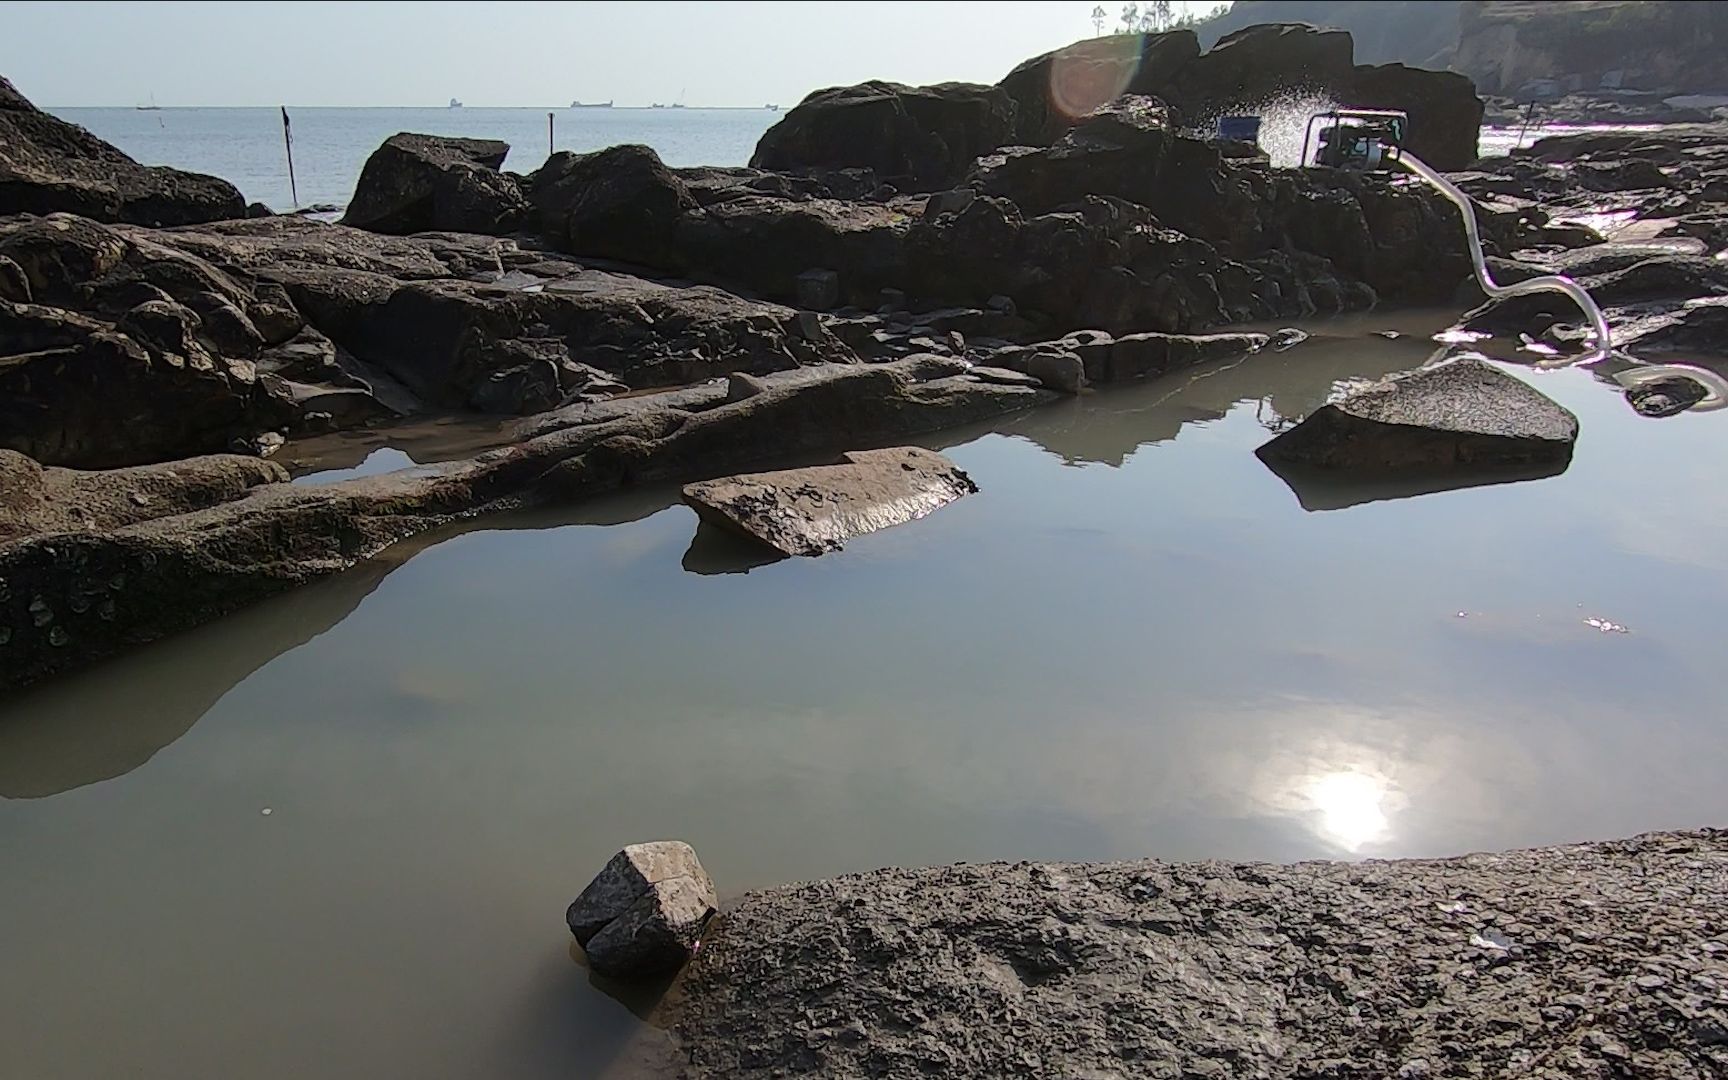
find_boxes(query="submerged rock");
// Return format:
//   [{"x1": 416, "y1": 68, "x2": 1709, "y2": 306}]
[
  {"x1": 1256, "y1": 357, "x2": 1578, "y2": 472},
  {"x1": 567, "y1": 841, "x2": 716, "y2": 979},
  {"x1": 681, "y1": 447, "x2": 978, "y2": 558}
]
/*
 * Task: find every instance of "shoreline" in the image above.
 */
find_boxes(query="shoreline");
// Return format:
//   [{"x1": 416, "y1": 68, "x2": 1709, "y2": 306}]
[{"x1": 673, "y1": 828, "x2": 1728, "y2": 1077}]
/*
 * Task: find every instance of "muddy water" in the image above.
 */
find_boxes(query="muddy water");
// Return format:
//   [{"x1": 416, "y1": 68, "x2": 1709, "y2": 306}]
[{"x1": 5, "y1": 312, "x2": 1728, "y2": 1078}]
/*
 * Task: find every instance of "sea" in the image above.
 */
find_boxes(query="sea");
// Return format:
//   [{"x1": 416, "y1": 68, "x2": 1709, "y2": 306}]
[
  {"x1": 49, "y1": 104, "x2": 1595, "y2": 213},
  {"x1": 50, "y1": 106, "x2": 784, "y2": 211}
]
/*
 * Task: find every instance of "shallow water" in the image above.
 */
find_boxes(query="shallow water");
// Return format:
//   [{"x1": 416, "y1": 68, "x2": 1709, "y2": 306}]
[{"x1": 5, "y1": 312, "x2": 1728, "y2": 1078}]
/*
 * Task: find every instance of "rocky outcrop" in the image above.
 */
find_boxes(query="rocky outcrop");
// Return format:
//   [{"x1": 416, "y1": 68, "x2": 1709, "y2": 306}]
[
  {"x1": 751, "y1": 81, "x2": 1017, "y2": 191},
  {"x1": 529, "y1": 144, "x2": 697, "y2": 264},
  {"x1": 681, "y1": 446, "x2": 977, "y2": 558},
  {"x1": 1255, "y1": 356, "x2": 1579, "y2": 472},
  {"x1": 674, "y1": 829, "x2": 1728, "y2": 1079},
  {"x1": 0, "y1": 76, "x2": 244, "y2": 225},
  {"x1": 342, "y1": 133, "x2": 529, "y2": 235},
  {"x1": 0, "y1": 356, "x2": 1049, "y2": 692},
  {"x1": 567, "y1": 841, "x2": 717, "y2": 979},
  {"x1": 995, "y1": 24, "x2": 1483, "y2": 170}
]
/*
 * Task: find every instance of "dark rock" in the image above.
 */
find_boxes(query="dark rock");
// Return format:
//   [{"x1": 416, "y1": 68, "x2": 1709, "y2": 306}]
[
  {"x1": 1026, "y1": 350, "x2": 1085, "y2": 394},
  {"x1": 1256, "y1": 357, "x2": 1578, "y2": 473},
  {"x1": 1625, "y1": 375, "x2": 1710, "y2": 418},
  {"x1": 681, "y1": 446, "x2": 977, "y2": 558},
  {"x1": 1102, "y1": 331, "x2": 1268, "y2": 383},
  {"x1": 2, "y1": 356, "x2": 1048, "y2": 691},
  {"x1": 751, "y1": 80, "x2": 1017, "y2": 191},
  {"x1": 529, "y1": 144, "x2": 695, "y2": 266},
  {"x1": 795, "y1": 268, "x2": 840, "y2": 310},
  {"x1": 0, "y1": 76, "x2": 244, "y2": 225},
  {"x1": 342, "y1": 133, "x2": 528, "y2": 235},
  {"x1": 674, "y1": 829, "x2": 1728, "y2": 1079},
  {"x1": 567, "y1": 841, "x2": 717, "y2": 979},
  {"x1": 995, "y1": 26, "x2": 1481, "y2": 169}
]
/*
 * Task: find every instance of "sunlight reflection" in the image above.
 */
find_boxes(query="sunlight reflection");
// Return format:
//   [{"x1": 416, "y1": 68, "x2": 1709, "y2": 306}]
[{"x1": 1305, "y1": 769, "x2": 1393, "y2": 851}]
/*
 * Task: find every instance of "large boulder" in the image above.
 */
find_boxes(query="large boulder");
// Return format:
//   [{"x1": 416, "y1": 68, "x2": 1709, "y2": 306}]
[
  {"x1": 681, "y1": 446, "x2": 978, "y2": 558},
  {"x1": 995, "y1": 25, "x2": 1482, "y2": 170},
  {"x1": 751, "y1": 80, "x2": 1017, "y2": 192},
  {"x1": 1255, "y1": 356, "x2": 1579, "y2": 472},
  {"x1": 0, "y1": 75, "x2": 244, "y2": 225},
  {"x1": 342, "y1": 133, "x2": 529, "y2": 235},
  {"x1": 528, "y1": 144, "x2": 696, "y2": 266}
]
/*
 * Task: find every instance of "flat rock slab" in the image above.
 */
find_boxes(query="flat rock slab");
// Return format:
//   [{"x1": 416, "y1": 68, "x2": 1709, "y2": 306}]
[
  {"x1": 1256, "y1": 356, "x2": 1579, "y2": 472},
  {"x1": 675, "y1": 830, "x2": 1728, "y2": 1078},
  {"x1": 681, "y1": 447, "x2": 977, "y2": 558}
]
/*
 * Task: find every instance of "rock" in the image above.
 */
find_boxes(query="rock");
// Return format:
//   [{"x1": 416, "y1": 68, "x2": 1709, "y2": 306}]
[
  {"x1": 1625, "y1": 375, "x2": 1710, "y2": 418},
  {"x1": 681, "y1": 446, "x2": 978, "y2": 558},
  {"x1": 3, "y1": 356, "x2": 1048, "y2": 692},
  {"x1": 583, "y1": 875, "x2": 719, "y2": 980},
  {"x1": 796, "y1": 268, "x2": 840, "y2": 310},
  {"x1": 1256, "y1": 357, "x2": 1579, "y2": 472},
  {"x1": 674, "y1": 829, "x2": 1728, "y2": 1079},
  {"x1": 923, "y1": 188, "x2": 976, "y2": 219},
  {"x1": 751, "y1": 80, "x2": 1018, "y2": 192},
  {"x1": 0, "y1": 76, "x2": 245, "y2": 225},
  {"x1": 1102, "y1": 331, "x2": 1268, "y2": 383},
  {"x1": 567, "y1": 841, "x2": 717, "y2": 979},
  {"x1": 1026, "y1": 349, "x2": 1085, "y2": 394},
  {"x1": 529, "y1": 144, "x2": 695, "y2": 266},
  {"x1": 341, "y1": 133, "x2": 528, "y2": 235},
  {"x1": 994, "y1": 26, "x2": 1482, "y2": 169}
]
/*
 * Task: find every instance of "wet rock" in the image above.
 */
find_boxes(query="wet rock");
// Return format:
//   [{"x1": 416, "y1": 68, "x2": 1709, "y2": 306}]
[
  {"x1": 1256, "y1": 357, "x2": 1579, "y2": 473},
  {"x1": 1102, "y1": 331, "x2": 1268, "y2": 383},
  {"x1": 751, "y1": 80, "x2": 1017, "y2": 192},
  {"x1": 675, "y1": 829, "x2": 1728, "y2": 1079},
  {"x1": 1626, "y1": 376, "x2": 1710, "y2": 417},
  {"x1": 342, "y1": 133, "x2": 528, "y2": 236},
  {"x1": 681, "y1": 446, "x2": 978, "y2": 558},
  {"x1": 0, "y1": 75, "x2": 244, "y2": 225},
  {"x1": 568, "y1": 841, "x2": 717, "y2": 980}
]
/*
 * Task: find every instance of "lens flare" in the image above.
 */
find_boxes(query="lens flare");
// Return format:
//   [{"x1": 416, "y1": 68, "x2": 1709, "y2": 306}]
[{"x1": 1046, "y1": 36, "x2": 1141, "y2": 125}]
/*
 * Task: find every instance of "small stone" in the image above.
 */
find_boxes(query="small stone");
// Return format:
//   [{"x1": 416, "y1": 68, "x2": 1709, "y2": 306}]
[
  {"x1": 130, "y1": 491, "x2": 150, "y2": 506},
  {"x1": 795, "y1": 268, "x2": 841, "y2": 311},
  {"x1": 986, "y1": 294, "x2": 1017, "y2": 317},
  {"x1": 1027, "y1": 350, "x2": 1085, "y2": 395},
  {"x1": 28, "y1": 596, "x2": 52, "y2": 627},
  {"x1": 261, "y1": 808, "x2": 273, "y2": 816},
  {"x1": 1634, "y1": 973, "x2": 1668, "y2": 989},
  {"x1": 48, "y1": 626, "x2": 69, "y2": 647},
  {"x1": 568, "y1": 841, "x2": 717, "y2": 980},
  {"x1": 877, "y1": 288, "x2": 907, "y2": 312},
  {"x1": 924, "y1": 188, "x2": 975, "y2": 219}
]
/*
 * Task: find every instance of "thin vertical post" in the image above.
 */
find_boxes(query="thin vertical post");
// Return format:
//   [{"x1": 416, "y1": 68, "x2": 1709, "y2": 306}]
[
  {"x1": 548, "y1": 111, "x2": 555, "y2": 157},
  {"x1": 281, "y1": 106, "x2": 298, "y2": 208}
]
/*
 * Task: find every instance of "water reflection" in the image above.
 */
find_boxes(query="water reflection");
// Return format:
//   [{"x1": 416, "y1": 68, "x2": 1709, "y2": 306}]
[{"x1": 1306, "y1": 769, "x2": 1395, "y2": 851}]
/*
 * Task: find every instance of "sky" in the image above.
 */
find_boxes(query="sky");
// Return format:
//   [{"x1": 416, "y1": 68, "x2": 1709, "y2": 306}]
[{"x1": 0, "y1": 0, "x2": 1218, "y2": 108}]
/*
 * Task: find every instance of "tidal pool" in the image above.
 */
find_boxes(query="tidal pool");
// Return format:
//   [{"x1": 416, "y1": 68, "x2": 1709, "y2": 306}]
[{"x1": 4, "y1": 312, "x2": 1727, "y2": 1078}]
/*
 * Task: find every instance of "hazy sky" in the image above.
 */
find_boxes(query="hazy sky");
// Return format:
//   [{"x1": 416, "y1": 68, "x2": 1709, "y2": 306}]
[{"x1": 0, "y1": 1, "x2": 1218, "y2": 108}]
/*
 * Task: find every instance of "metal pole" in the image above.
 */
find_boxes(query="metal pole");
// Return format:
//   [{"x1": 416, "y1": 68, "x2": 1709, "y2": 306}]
[
  {"x1": 548, "y1": 111, "x2": 555, "y2": 157},
  {"x1": 281, "y1": 106, "x2": 298, "y2": 208}
]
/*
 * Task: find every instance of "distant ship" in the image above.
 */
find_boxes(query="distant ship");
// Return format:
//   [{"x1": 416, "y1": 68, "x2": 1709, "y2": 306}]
[
  {"x1": 570, "y1": 100, "x2": 613, "y2": 108},
  {"x1": 669, "y1": 102, "x2": 686, "y2": 109},
  {"x1": 448, "y1": 97, "x2": 463, "y2": 109},
  {"x1": 136, "y1": 92, "x2": 161, "y2": 111},
  {"x1": 651, "y1": 103, "x2": 666, "y2": 109},
  {"x1": 765, "y1": 103, "x2": 779, "y2": 112}
]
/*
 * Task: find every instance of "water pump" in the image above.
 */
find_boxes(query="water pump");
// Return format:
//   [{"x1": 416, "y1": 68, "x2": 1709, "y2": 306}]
[{"x1": 1302, "y1": 109, "x2": 1409, "y2": 171}]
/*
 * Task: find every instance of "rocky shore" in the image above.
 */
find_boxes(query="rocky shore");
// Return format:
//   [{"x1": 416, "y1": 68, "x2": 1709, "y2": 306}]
[
  {"x1": 673, "y1": 829, "x2": 1728, "y2": 1078},
  {"x1": 5, "y1": 22, "x2": 1728, "y2": 689}
]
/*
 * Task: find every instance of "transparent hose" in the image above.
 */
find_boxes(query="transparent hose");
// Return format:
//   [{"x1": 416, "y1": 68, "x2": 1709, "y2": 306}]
[
  {"x1": 1396, "y1": 152, "x2": 1613, "y2": 361},
  {"x1": 1613, "y1": 363, "x2": 1728, "y2": 412}
]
